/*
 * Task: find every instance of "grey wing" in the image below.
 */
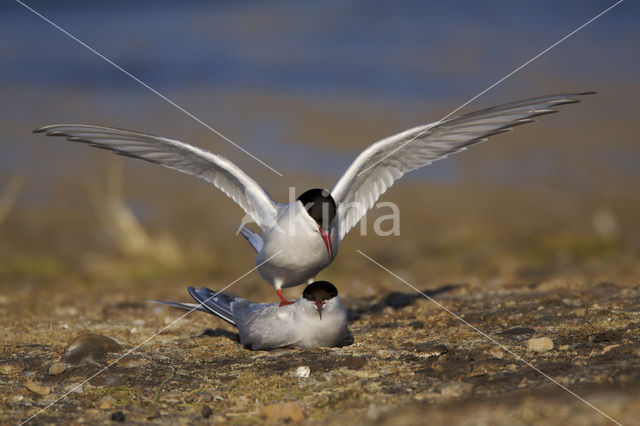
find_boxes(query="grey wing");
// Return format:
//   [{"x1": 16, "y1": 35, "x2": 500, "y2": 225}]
[
  {"x1": 34, "y1": 125, "x2": 278, "y2": 230},
  {"x1": 330, "y1": 92, "x2": 594, "y2": 240},
  {"x1": 145, "y1": 299, "x2": 209, "y2": 313},
  {"x1": 188, "y1": 286, "x2": 238, "y2": 326},
  {"x1": 234, "y1": 305, "x2": 299, "y2": 350}
]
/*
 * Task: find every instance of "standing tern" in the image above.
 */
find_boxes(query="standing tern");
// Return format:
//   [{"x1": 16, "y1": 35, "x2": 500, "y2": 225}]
[
  {"x1": 155, "y1": 281, "x2": 351, "y2": 350},
  {"x1": 35, "y1": 92, "x2": 593, "y2": 305}
]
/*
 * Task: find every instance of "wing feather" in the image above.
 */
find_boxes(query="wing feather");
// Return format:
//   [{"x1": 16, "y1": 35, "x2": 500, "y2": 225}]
[
  {"x1": 331, "y1": 92, "x2": 594, "y2": 240},
  {"x1": 35, "y1": 125, "x2": 278, "y2": 229}
]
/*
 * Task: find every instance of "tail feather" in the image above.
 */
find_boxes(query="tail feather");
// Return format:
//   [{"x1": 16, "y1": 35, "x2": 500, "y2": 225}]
[
  {"x1": 187, "y1": 286, "x2": 236, "y2": 326},
  {"x1": 237, "y1": 225, "x2": 264, "y2": 253},
  {"x1": 145, "y1": 299, "x2": 209, "y2": 313}
]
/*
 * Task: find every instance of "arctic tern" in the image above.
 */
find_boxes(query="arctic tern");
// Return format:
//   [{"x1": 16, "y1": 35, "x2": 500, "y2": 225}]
[
  {"x1": 155, "y1": 280, "x2": 351, "y2": 350},
  {"x1": 35, "y1": 92, "x2": 593, "y2": 305}
]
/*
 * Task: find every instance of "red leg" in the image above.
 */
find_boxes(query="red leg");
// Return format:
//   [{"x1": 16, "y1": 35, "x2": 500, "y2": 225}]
[{"x1": 277, "y1": 289, "x2": 294, "y2": 307}]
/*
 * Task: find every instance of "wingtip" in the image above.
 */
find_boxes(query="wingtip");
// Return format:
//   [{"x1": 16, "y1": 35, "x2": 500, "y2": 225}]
[
  {"x1": 33, "y1": 127, "x2": 69, "y2": 137},
  {"x1": 565, "y1": 91, "x2": 596, "y2": 104}
]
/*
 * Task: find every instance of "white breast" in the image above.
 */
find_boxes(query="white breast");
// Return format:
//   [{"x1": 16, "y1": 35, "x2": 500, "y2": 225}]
[{"x1": 256, "y1": 202, "x2": 334, "y2": 287}]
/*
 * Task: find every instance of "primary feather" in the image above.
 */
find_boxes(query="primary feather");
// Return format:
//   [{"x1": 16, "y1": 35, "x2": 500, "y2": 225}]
[
  {"x1": 34, "y1": 125, "x2": 279, "y2": 229},
  {"x1": 330, "y1": 92, "x2": 594, "y2": 240}
]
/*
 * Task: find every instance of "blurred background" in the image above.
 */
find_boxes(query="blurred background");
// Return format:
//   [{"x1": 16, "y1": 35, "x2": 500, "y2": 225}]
[{"x1": 1, "y1": 0, "x2": 639, "y2": 305}]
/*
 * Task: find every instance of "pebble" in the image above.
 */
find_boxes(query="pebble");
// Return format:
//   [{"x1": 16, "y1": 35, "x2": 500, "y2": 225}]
[
  {"x1": 99, "y1": 396, "x2": 115, "y2": 409},
  {"x1": 377, "y1": 349, "x2": 393, "y2": 359},
  {"x1": 62, "y1": 334, "x2": 122, "y2": 365},
  {"x1": 603, "y1": 344, "x2": 620, "y2": 353},
  {"x1": 0, "y1": 363, "x2": 21, "y2": 375},
  {"x1": 49, "y1": 362, "x2": 67, "y2": 375},
  {"x1": 25, "y1": 380, "x2": 50, "y2": 396},
  {"x1": 196, "y1": 391, "x2": 213, "y2": 402},
  {"x1": 64, "y1": 383, "x2": 84, "y2": 394},
  {"x1": 260, "y1": 401, "x2": 307, "y2": 422},
  {"x1": 571, "y1": 308, "x2": 587, "y2": 317},
  {"x1": 295, "y1": 366, "x2": 310, "y2": 378},
  {"x1": 526, "y1": 337, "x2": 554, "y2": 352},
  {"x1": 414, "y1": 344, "x2": 448, "y2": 358},
  {"x1": 355, "y1": 370, "x2": 380, "y2": 379},
  {"x1": 489, "y1": 349, "x2": 504, "y2": 359},
  {"x1": 437, "y1": 382, "x2": 473, "y2": 399},
  {"x1": 201, "y1": 405, "x2": 213, "y2": 419},
  {"x1": 110, "y1": 411, "x2": 125, "y2": 422}
]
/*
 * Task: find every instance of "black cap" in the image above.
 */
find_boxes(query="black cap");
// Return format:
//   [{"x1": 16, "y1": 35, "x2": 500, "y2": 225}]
[
  {"x1": 297, "y1": 188, "x2": 336, "y2": 228},
  {"x1": 303, "y1": 281, "x2": 338, "y2": 302}
]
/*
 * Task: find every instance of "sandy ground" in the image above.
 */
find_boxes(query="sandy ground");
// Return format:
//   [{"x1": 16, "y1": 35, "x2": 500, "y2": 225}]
[
  {"x1": 2, "y1": 88, "x2": 639, "y2": 424},
  {"x1": 1, "y1": 276, "x2": 639, "y2": 424}
]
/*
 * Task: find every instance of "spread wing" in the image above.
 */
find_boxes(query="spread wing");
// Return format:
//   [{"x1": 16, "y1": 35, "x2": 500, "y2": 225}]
[
  {"x1": 330, "y1": 92, "x2": 594, "y2": 240},
  {"x1": 35, "y1": 125, "x2": 278, "y2": 229}
]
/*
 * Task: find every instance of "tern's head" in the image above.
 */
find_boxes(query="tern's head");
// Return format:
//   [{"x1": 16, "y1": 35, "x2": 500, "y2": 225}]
[
  {"x1": 297, "y1": 189, "x2": 336, "y2": 258},
  {"x1": 297, "y1": 189, "x2": 336, "y2": 230},
  {"x1": 301, "y1": 281, "x2": 339, "y2": 320}
]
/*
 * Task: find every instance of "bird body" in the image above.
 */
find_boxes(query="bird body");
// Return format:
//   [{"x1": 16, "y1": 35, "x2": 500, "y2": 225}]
[
  {"x1": 157, "y1": 281, "x2": 350, "y2": 350},
  {"x1": 256, "y1": 201, "x2": 338, "y2": 288}
]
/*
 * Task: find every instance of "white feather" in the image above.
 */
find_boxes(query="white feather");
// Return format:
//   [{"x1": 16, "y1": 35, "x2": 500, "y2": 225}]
[
  {"x1": 34, "y1": 124, "x2": 279, "y2": 230},
  {"x1": 330, "y1": 92, "x2": 593, "y2": 240}
]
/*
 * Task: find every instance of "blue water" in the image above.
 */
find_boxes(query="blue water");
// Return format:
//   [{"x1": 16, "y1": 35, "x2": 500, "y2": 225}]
[
  {"x1": 1, "y1": 0, "x2": 638, "y2": 184},
  {"x1": 3, "y1": 1, "x2": 637, "y2": 95}
]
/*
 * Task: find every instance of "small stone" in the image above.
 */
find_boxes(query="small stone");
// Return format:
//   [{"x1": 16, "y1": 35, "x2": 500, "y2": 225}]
[
  {"x1": 355, "y1": 370, "x2": 380, "y2": 379},
  {"x1": 99, "y1": 396, "x2": 115, "y2": 409},
  {"x1": 377, "y1": 349, "x2": 393, "y2": 359},
  {"x1": 0, "y1": 364, "x2": 21, "y2": 375},
  {"x1": 49, "y1": 362, "x2": 67, "y2": 375},
  {"x1": 62, "y1": 334, "x2": 122, "y2": 365},
  {"x1": 571, "y1": 308, "x2": 586, "y2": 317},
  {"x1": 110, "y1": 411, "x2": 125, "y2": 422},
  {"x1": 25, "y1": 380, "x2": 50, "y2": 396},
  {"x1": 489, "y1": 349, "x2": 504, "y2": 359},
  {"x1": 64, "y1": 383, "x2": 83, "y2": 394},
  {"x1": 295, "y1": 366, "x2": 310, "y2": 378},
  {"x1": 526, "y1": 337, "x2": 554, "y2": 352},
  {"x1": 438, "y1": 382, "x2": 472, "y2": 399},
  {"x1": 201, "y1": 405, "x2": 213, "y2": 419},
  {"x1": 603, "y1": 344, "x2": 620, "y2": 353},
  {"x1": 196, "y1": 391, "x2": 213, "y2": 402},
  {"x1": 260, "y1": 401, "x2": 307, "y2": 422}
]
